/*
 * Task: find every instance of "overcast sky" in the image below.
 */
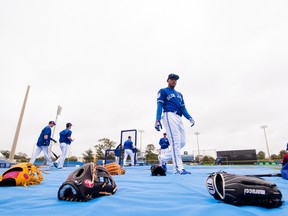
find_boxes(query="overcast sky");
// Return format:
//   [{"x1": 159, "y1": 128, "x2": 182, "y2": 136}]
[{"x1": 1, "y1": 0, "x2": 287, "y2": 159}]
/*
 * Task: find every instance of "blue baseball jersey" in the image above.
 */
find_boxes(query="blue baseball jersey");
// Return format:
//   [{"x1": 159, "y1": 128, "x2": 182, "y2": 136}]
[
  {"x1": 37, "y1": 126, "x2": 52, "y2": 146},
  {"x1": 156, "y1": 87, "x2": 192, "y2": 120},
  {"x1": 124, "y1": 139, "x2": 133, "y2": 150},
  {"x1": 159, "y1": 137, "x2": 169, "y2": 149},
  {"x1": 59, "y1": 129, "x2": 72, "y2": 144}
]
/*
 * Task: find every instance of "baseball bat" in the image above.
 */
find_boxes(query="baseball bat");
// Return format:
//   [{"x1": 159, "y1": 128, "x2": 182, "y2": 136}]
[
  {"x1": 49, "y1": 149, "x2": 59, "y2": 160},
  {"x1": 246, "y1": 173, "x2": 282, "y2": 177}
]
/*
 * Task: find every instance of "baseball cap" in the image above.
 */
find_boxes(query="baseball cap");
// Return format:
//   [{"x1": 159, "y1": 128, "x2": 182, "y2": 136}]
[
  {"x1": 49, "y1": 121, "x2": 56, "y2": 125},
  {"x1": 167, "y1": 73, "x2": 179, "y2": 80},
  {"x1": 66, "y1": 123, "x2": 73, "y2": 127}
]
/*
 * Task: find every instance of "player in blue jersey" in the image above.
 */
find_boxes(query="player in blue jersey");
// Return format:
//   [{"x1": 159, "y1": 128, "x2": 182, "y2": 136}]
[
  {"x1": 123, "y1": 136, "x2": 135, "y2": 166},
  {"x1": 155, "y1": 73, "x2": 195, "y2": 175},
  {"x1": 30, "y1": 121, "x2": 57, "y2": 166},
  {"x1": 158, "y1": 133, "x2": 170, "y2": 171},
  {"x1": 281, "y1": 143, "x2": 288, "y2": 179},
  {"x1": 159, "y1": 133, "x2": 170, "y2": 152},
  {"x1": 53, "y1": 123, "x2": 74, "y2": 169}
]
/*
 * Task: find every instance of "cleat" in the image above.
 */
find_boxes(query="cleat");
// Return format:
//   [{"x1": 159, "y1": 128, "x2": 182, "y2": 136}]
[{"x1": 180, "y1": 169, "x2": 191, "y2": 175}]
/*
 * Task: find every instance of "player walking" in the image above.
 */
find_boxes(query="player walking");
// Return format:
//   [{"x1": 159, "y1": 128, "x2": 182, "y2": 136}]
[
  {"x1": 53, "y1": 123, "x2": 74, "y2": 169},
  {"x1": 155, "y1": 73, "x2": 195, "y2": 175},
  {"x1": 30, "y1": 121, "x2": 57, "y2": 166}
]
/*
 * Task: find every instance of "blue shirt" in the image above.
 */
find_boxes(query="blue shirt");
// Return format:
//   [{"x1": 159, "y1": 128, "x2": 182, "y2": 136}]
[
  {"x1": 37, "y1": 126, "x2": 52, "y2": 146},
  {"x1": 159, "y1": 137, "x2": 169, "y2": 149},
  {"x1": 156, "y1": 87, "x2": 192, "y2": 120},
  {"x1": 59, "y1": 129, "x2": 72, "y2": 144},
  {"x1": 124, "y1": 139, "x2": 133, "y2": 150}
]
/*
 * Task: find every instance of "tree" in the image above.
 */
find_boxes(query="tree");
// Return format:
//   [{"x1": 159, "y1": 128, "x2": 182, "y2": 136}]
[
  {"x1": 1, "y1": 150, "x2": 9, "y2": 159},
  {"x1": 65, "y1": 156, "x2": 78, "y2": 162},
  {"x1": 270, "y1": 154, "x2": 278, "y2": 160},
  {"x1": 0, "y1": 150, "x2": 30, "y2": 162},
  {"x1": 82, "y1": 148, "x2": 94, "y2": 163},
  {"x1": 94, "y1": 138, "x2": 116, "y2": 160},
  {"x1": 257, "y1": 151, "x2": 266, "y2": 160},
  {"x1": 279, "y1": 150, "x2": 286, "y2": 159},
  {"x1": 14, "y1": 152, "x2": 29, "y2": 162},
  {"x1": 145, "y1": 144, "x2": 158, "y2": 163},
  {"x1": 202, "y1": 155, "x2": 215, "y2": 165}
]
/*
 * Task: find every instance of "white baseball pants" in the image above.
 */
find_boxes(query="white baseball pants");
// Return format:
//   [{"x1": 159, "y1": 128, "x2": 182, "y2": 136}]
[{"x1": 159, "y1": 112, "x2": 186, "y2": 173}]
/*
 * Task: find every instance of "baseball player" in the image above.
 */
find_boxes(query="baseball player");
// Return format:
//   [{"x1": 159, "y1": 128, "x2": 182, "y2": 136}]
[
  {"x1": 281, "y1": 147, "x2": 288, "y2": 180},
  {"x1": 158, "y1": 133, "x2": 170, "y2": 171},
  {"x1": 30, "y1": 121, "x2": 57, "y2": 166},
  {"x1": 123, "y1": 136, "x2": 135, "y2": 166},
  {"x1": 282, "y1": 143, "x2": 288, "y2": 166},
  {"x1": 53, "y1": 123, "x2": 74, "y2": 169},
  {"x1": 155, "y1": 73, "x2": 195, "y2": 175}
]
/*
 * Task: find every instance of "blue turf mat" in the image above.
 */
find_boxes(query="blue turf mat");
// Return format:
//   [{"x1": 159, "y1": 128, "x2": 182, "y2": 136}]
[{"x1": 0, "y1": 165, "x2": 287, "y2": 216}]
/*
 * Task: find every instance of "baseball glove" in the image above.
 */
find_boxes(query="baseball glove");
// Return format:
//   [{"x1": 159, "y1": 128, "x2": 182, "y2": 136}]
[
  {"x1": 0, "y1": 162, "x2": 43, "y2": 187},
  {"x1": 58, "y1": 162, "x2": 117, "y2": 202},
  {"x1": 150, "y1": 164, "x2": 166, "y2": 176},
  {"x1": 104, "y1": 162, "x2": 125, "y2": 175},
  {"x1": 206, "y1": 171, "x2": 283, "y2": 208}
]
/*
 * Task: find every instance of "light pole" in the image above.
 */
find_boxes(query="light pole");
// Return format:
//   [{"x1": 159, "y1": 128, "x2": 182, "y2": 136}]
[
  {"x1": 138, "y1": 129, "x2": 144, "y2": 155},
  {"x1": 260, "y1": 125, "x2": 271, "y2": 161},
  {"x1": 49, "y1": 105, "x2": 62, "y2": 153},
  {"x1": 194, "y1": 132, "x2": 200, "y2": 156}
]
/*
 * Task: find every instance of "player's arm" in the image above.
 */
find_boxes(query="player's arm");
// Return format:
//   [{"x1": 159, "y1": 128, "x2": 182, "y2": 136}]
[
  {"x1": 155, "y1": 102, "x2": 163, "y2": 131},
  {"x1": 67, "y1": 131, "x2": 74, "y2": 142},
  {"x1": 156, "y1": 102, "x2": 163, "y2": 121},
  {"x1": 181, "y1": 106, "x2": 191, "y2": 120},
  {"x1": 181, "y1": 106, "x2": 195, "y2": 127}
]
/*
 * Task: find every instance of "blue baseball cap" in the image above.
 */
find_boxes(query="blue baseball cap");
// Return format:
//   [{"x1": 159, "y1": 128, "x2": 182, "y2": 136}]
[
  {"x1": 167, "y1": 73, "x2": 179, "y2": 80},
  {"x1": 49, "y1": 121, "x2": 56, "y2": 125},
  {"x1": 66, "y1": 122, "x2": 73, "y2": 127}
]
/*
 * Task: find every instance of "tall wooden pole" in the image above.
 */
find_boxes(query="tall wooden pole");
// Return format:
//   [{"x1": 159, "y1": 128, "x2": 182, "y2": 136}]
[{"x1": 8, "y1": 85, "x2": 30, "y2": 162}]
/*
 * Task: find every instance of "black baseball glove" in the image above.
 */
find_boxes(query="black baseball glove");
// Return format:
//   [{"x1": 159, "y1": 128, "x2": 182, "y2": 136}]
[
  {"x1": 150, "y1": 164, "x2": 166, "y2": 176},
  {"x1": 58, "y1": 163, "x2": 117, "y2": 202},
  {"x1": 206, "y1": 171, "x2": 283, "y2": 208}
]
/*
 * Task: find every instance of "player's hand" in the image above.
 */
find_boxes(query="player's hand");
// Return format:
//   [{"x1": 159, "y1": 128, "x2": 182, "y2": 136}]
[
  {"x1": 155, "y1": 120, "x2": 162, "y2": 131},
  {"x1": 189, "y1": 118, "x2": 195, "y2": 127}
]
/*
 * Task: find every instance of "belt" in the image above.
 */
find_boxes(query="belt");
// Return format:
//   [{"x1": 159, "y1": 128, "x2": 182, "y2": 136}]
[{"x1": 166, "y1": 111, "x2": 182, "y2": 117}]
